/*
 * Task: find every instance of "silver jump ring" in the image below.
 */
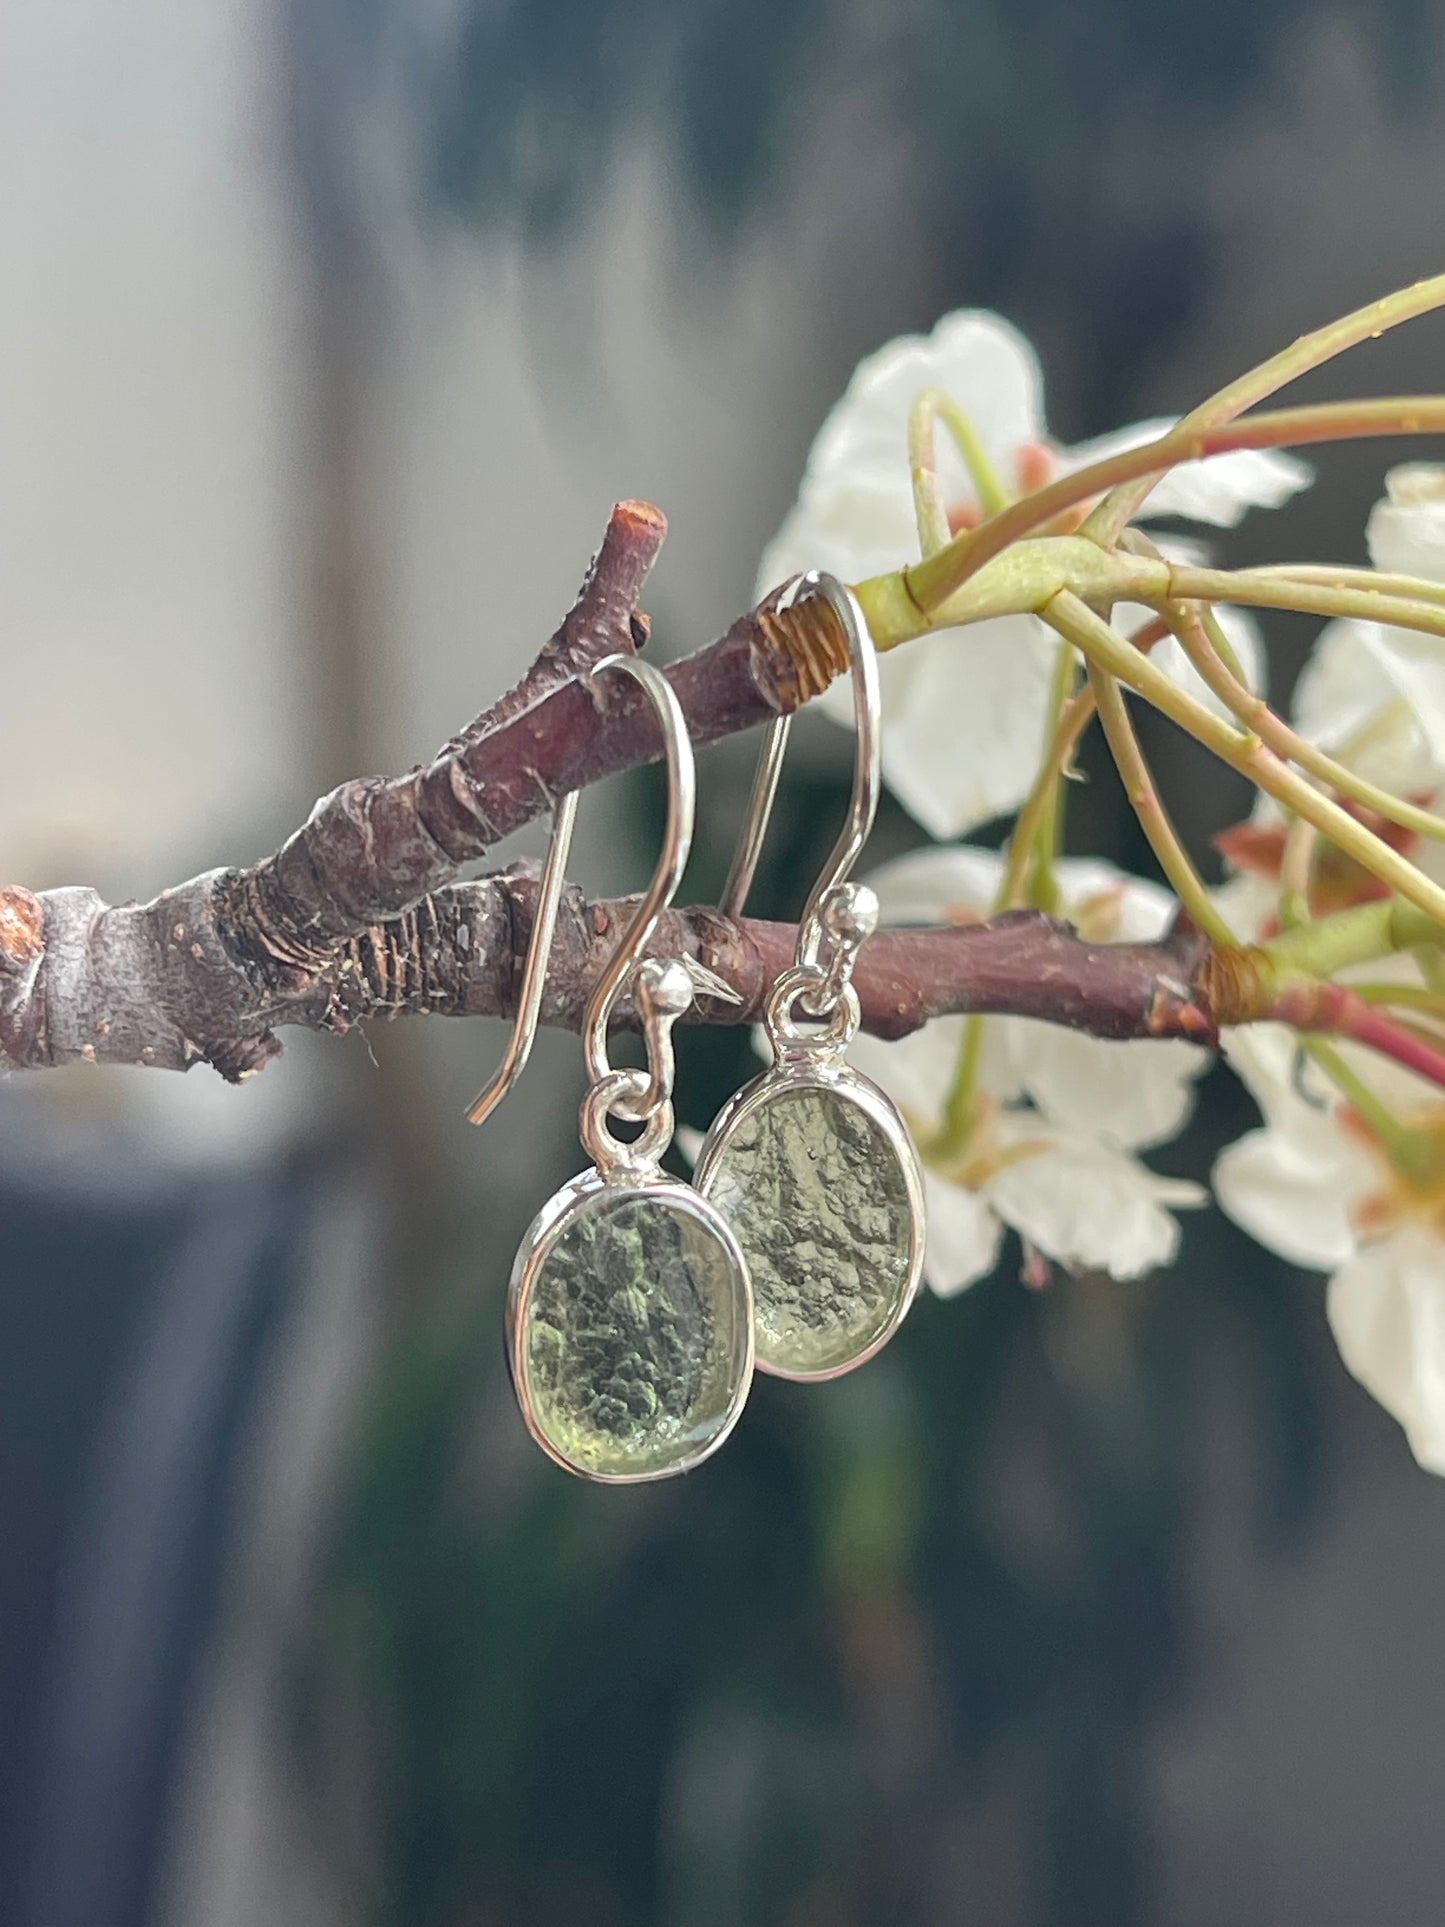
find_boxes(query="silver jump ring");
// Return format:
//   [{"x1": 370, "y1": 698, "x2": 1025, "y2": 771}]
[
  {"x1": 580, "y1": 1069, "x2": 675, "y2": 1174},
  {"x1": 765, "y1": 966, "x2": 860, "y2": 1054}
]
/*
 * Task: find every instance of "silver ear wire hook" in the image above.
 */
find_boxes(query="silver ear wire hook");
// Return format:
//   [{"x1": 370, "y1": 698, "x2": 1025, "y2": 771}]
[
  {"x1": 718, "y1": 711, "x2": 791, "y2": 922},
  {"x1": 579, "y1": 660, "x2": 695, "y2": 1099},
  {"x1": 718, "y1": 572, "x2": 882, "y2": 959},
  {"x1": 466, "y1": 788, "x2": 580, "y2": 1126},
  {"x1": 465, "y1": 652, "x2": 695, "y2": 1130}
]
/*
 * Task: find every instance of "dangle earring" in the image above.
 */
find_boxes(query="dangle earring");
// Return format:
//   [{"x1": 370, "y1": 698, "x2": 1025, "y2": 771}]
[
  {"x1": 468, "y1": 655, "x2": 755, "y2": 1482},
  {"x1": 694, "y1": 572, "x2": 926, "y2": 1381}
]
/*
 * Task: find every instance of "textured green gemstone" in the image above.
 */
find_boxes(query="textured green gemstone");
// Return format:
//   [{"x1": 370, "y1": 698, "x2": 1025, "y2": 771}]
[
  {"x1": 704, "y1": 1086, "x2": 913, "y2": 1375},
  {"x1": 522, "y1": 1190, "x2": 749, "y2": 1478}
]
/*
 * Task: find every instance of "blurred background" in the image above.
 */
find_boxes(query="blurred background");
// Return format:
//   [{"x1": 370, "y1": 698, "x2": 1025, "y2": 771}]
[{"x1": 5, "y1": 2, "x2": 1445, "y2": 1922}]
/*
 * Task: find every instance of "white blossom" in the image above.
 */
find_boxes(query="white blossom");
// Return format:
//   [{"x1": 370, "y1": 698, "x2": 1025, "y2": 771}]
[
  {"x1": 757, "y1": 310, "x2": 1311, "y2": 839},
  {"x1": 1280, "y1": 463, "x2": 1445, "y2": 790},
  {"x1": 848, "y1": 846, "x2": 1207, "y2": 1294},
  {"x1": 1211, "y1": 465, "x2": 1445, "y2": 1473},
  {"x1": 1327, "y1": 464, "x2": 1445, "y2": 772},
  {"x1": 1215, "y1": 1026, "x2": 1445, "y2": 1476},
  {"x1": 1215, "y1": 463, "x2": 1445, "y2": 941}
]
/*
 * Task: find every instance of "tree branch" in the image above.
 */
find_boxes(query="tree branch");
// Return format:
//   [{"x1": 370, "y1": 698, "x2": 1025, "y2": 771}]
[
  {"x1": 0, "y1": 872, "x2": 1218, "y2": 1079},
  {"x1": 0, "y1": 502, "x2": 1221, "y2": 1082}
]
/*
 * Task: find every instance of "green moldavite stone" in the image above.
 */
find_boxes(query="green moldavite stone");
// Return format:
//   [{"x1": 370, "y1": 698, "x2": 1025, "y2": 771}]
[
  {"x1": 706, "y1": 1087, "x2": 912, "y2": 1375},
  {"x1": 525, "y1": 1192, "x2": 747, "y2": 1478}
]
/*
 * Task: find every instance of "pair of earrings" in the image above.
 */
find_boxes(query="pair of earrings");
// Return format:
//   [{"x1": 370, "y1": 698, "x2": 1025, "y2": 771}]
[{"x1": 468, "y1": 573, "x2": 926, "y2": 1483}]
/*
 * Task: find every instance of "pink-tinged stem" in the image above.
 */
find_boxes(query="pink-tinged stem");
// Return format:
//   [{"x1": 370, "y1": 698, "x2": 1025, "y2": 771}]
[
  {"x1": 905, "y1": 395, "x2": 1445, "y2": 615},
  {"x1": 1272, "y1": 977, "x2": 1445, "y2": 1091}
]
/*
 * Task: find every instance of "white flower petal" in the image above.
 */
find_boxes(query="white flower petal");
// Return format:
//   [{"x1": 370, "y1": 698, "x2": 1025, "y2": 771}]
[
  {"x1": 1212, "y1": 1027, "x2": 1381, "y2": 1270},
  {"x1": 1053, "y1": 855, "x2": 1179, "y2": 942},
  {"x1": 1290, "y1": 616, "x2": 1438, "y2": 792},
  {"x1": 861, "y1": 848, "x2": 1199, "y2": 1141},
  {"x1": 808, "y1": 310, "x2": 1046, "y2": 496},
  {"x1": 1293, "y1": 619, "x2": 1399, "y2": 744},
  {"x1": 864, "y1": 842, "x2": 1005, "y2": 923},
  {"x1": 1218, "y1": 1022, "x2": 1331, "y2": 1128},
  {"x1": 755, "y1": 471, "x2": 925, "y2": 599},
  {"x1": 840, "y1": 615, "x2": 1059, "y2": 838},
  {"x1": 1210, "y1": 869, "x2": 1278, "y2": 943},
  {"x1": 870, "y1": 847, "x2": 1177, "y2": 944},
  {"x1": 750, "y1": 310, "x2": 1060, "y2": 839},
  {"x1": 1224, "y1": 1019, "x2": 1443, "y2": 1137},
  {"x1": 848, "y1": 1017, "x2": 966, "y2": 1126},
  {"x1": 983, "y1": 1122, "x2": 1205, "y2": 1279},
  {"x1": 1328, "y1": 1227, "x2": 1445, "y2": 1476},
  {"x1": 755, "y1": 311, "x2": 1047, "y2": 608},
  {"x1": 850, "y1": 1015, "x2": 1022, "y2": 1126},
  {"x1": 1063, "y1": 416, "x2": 1312, "y2": 527},
  {"x1": 1212, "y1": 1122, "x2": 1368, "y2": 1272},
  {"x1": 1365, "y1": 465, "x2": 1445, "y2": 583},
  {"x1": 1009, "y1": 1023, "x2": 1205, "y2": 1151},
  {"x1": 1357, "y1": 623, "x2": 1445, "y2": 770},
  {"x1": 920, "y1": 1170, "x2": 1003, "y2": 1297}
]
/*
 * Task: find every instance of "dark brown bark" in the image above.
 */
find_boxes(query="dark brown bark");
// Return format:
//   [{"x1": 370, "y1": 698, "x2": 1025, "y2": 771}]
[{"x1": 0, "y1": 504, "x2": 1221, "y2": 1082}]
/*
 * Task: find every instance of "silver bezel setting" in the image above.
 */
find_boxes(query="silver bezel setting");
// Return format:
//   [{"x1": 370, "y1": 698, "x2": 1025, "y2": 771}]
[
  {"x1": 693, "y1": 1057, "x2": 926, "y2": 1383},
  {"x1": 505, "y1": 1165, "x2": 756, "y2": 1483}
]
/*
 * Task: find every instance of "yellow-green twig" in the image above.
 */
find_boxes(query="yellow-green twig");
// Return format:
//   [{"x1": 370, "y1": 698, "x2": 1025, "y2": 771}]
[
  {"x1": 1247, "y1": 562, "x2": 1445, "y2": 607},
  {"x1": 1163, "y1": 598, "x2": 1445, "y2": 844},
  {"x1": 1077, "y1": 656, "x2": 1234, "y2": 943},
  {"x1": 902, "y1": 395, "x2": 1445, "y2": 617},
  {"x1": 1167, "y1": 563, "x2": 1445, "y2": 647},
  {"x1": 1044, "y1": 591, "x2": 1445, "y2": 930},
  {"x1": 1088, "y1": 271, "x2": 1445, "y2": 544}
]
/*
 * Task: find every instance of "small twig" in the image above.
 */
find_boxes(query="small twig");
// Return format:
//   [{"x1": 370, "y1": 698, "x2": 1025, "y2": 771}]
[
  {"x1": 903, "y1": 393, "x2": 1445, "y2": 618},
  {"x1": 210, "y1": 521, "x2": 849, "y2": 975},
  {"x1": 1269, "y1": 977, "x2": 1445, "y2": 1094},
  {"x1": 1079, "y1": 654, "x2": 1235, "y2": 946},
  {"x1": 438, "y1": 498, "x2": 668, "y2": 755},
  {"x1": 1045, "y1": 590, "x2": 1445, "y2": 929}
]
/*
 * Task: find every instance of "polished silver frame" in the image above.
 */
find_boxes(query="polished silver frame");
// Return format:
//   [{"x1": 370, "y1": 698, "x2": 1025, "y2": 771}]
[
  {"x1": 693, "y1": 1056, "x2": 926, "y2": 1384},
  {"x1": 506, "y1": 1165, "x2": 756, "y2": 1482}
]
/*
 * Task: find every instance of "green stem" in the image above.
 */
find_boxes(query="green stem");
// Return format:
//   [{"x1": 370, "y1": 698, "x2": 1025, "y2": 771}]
[
  {"x1": 855, "y1": 533, "x2": 1168, "y2": 652},
  {"x1": 1088, "y1": 271, "x2": 1445, "y2": 543},
  {"x1": 909, "y1": 391, "x2": 1014, "y2": 557},
  {"x1": 1303, "y1": 1038, "x2": 1421, "y2": 1163},
  {"x1": 1081, "y1": 657, "x2": 1236, "y2": 943},
  {"x1": 901, "y1": 395, "x2": 1445, "y2": 618},
  {"x1": 1044, "y1": 591, "x2": 1445, "y2": 930},
  {"x1": 1260, "y1": 897, "x2": 1443, "y2": 977},
  {"x1": 929, "y1": 391, "x2": 1012, "y2": 514},
  {"x1": 1162, "y1": 596, "x2": 1445, "y2": 844},
  {"x1": 935, "y1": 1011, "x2": 987, "y2": 1159},
  {"x1": 1168, "y1": 562, "x2": 1445, "y2": 650},
  {"x1": 1348, "y1": 981, "x2": 1445, "y2": 1014},
  {"x1": 1277, "y1": 813, "x2": 1318, "y2": 930},
  {"x1": 1029, "y1": 640, "x2": 1078, "y2": 911},
  {"x1": 1252, "y1": 562, "x2": 1445, "y2": 608},
  {"x1": 907, "y1": 393, "x2": 955, "y2": 556},
  {"x1": 996, "y1": 685, "x2": 1098, "y2": 910}
]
